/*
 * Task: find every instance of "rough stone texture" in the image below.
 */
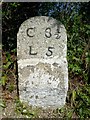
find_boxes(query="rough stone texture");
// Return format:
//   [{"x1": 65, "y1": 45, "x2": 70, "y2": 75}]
[{"x1": 17, "y1": 16, "x2": 68, "y2": 108}]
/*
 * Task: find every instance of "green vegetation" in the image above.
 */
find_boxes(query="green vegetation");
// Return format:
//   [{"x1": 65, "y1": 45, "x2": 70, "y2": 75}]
[
  {"x1": 0, "y1": 99, "x2": 6, "y2": 109},
  {"x1": 15, "y1": 99, "x2": 39, "y2": 118},
  {"x1": 1, "y1": 2, "x2": 90, "y2": 118}
]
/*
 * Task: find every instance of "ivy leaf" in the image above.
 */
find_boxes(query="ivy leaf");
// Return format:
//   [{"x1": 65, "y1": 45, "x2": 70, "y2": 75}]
[{"x1": 1, "y1": 75, "x2": 7, "y2": 86}]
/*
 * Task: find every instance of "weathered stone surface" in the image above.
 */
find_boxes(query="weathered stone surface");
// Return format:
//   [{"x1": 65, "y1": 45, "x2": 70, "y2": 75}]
[{"x1": 17, "y1": 16, "x2": 68, "y2": 108}]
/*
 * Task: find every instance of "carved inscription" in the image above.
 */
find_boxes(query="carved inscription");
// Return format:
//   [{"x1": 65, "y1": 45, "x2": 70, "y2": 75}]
[
  {"x1": 29, "y1": 46, "x2": 37, "y2": 55},
  {"x1": 27, "y1": 27, "x2": 35, "y2": 37},
  {"x1": 27, "y1": 27, "x2": 61, "y2": 56},
  {"x1": 45, "y1": 28, "x2": 52, "y2": 38},
  {"x1": 26, "y1": 27, "x2": 61, "y2": 39},
  {"x1": 46, "y1": 47, "x2": 54, "y2": 56},
  {"x1": 29, "y1": 46, "x2": 54, "y2": 56}
]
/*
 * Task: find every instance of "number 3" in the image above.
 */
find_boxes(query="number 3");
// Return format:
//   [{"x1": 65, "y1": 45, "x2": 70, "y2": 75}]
[{"x1": 45, "y1": 28, "x2": 52, "y2": 38}]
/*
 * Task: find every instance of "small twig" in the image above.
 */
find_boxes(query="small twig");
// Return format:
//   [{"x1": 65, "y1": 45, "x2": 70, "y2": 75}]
[{"x1": 88, "y1": 38, "x2": 90, "y2": 84}]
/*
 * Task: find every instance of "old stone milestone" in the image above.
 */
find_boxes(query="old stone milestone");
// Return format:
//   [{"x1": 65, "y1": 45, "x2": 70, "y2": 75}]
[{"x1": 17, "y1": 16, "x2": 68, "y2": 108}]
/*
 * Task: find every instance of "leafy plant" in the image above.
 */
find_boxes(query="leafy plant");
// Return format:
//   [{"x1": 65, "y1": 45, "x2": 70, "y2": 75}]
[
  {"x1": 0, "y1": 75, "x2": 7, "y2": 86},
  {"x1": 0, "y1": 99, "x2": 6, "y2": 109},
  {"x1": 15, "y1": 99, "x2": 37, "y2": 118},
  {"x1": 8, "y1": 83, "x2": 15, "y2": 92},
  {"x1": 59, "y1": 84, "x2": 90, "y2": 118},
  {"x1": 2, "y1": 50, "x2": 16, "y2": 90},
  {"x1": 75, "y1": 84, "x2": 90, "y2": 118}
]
